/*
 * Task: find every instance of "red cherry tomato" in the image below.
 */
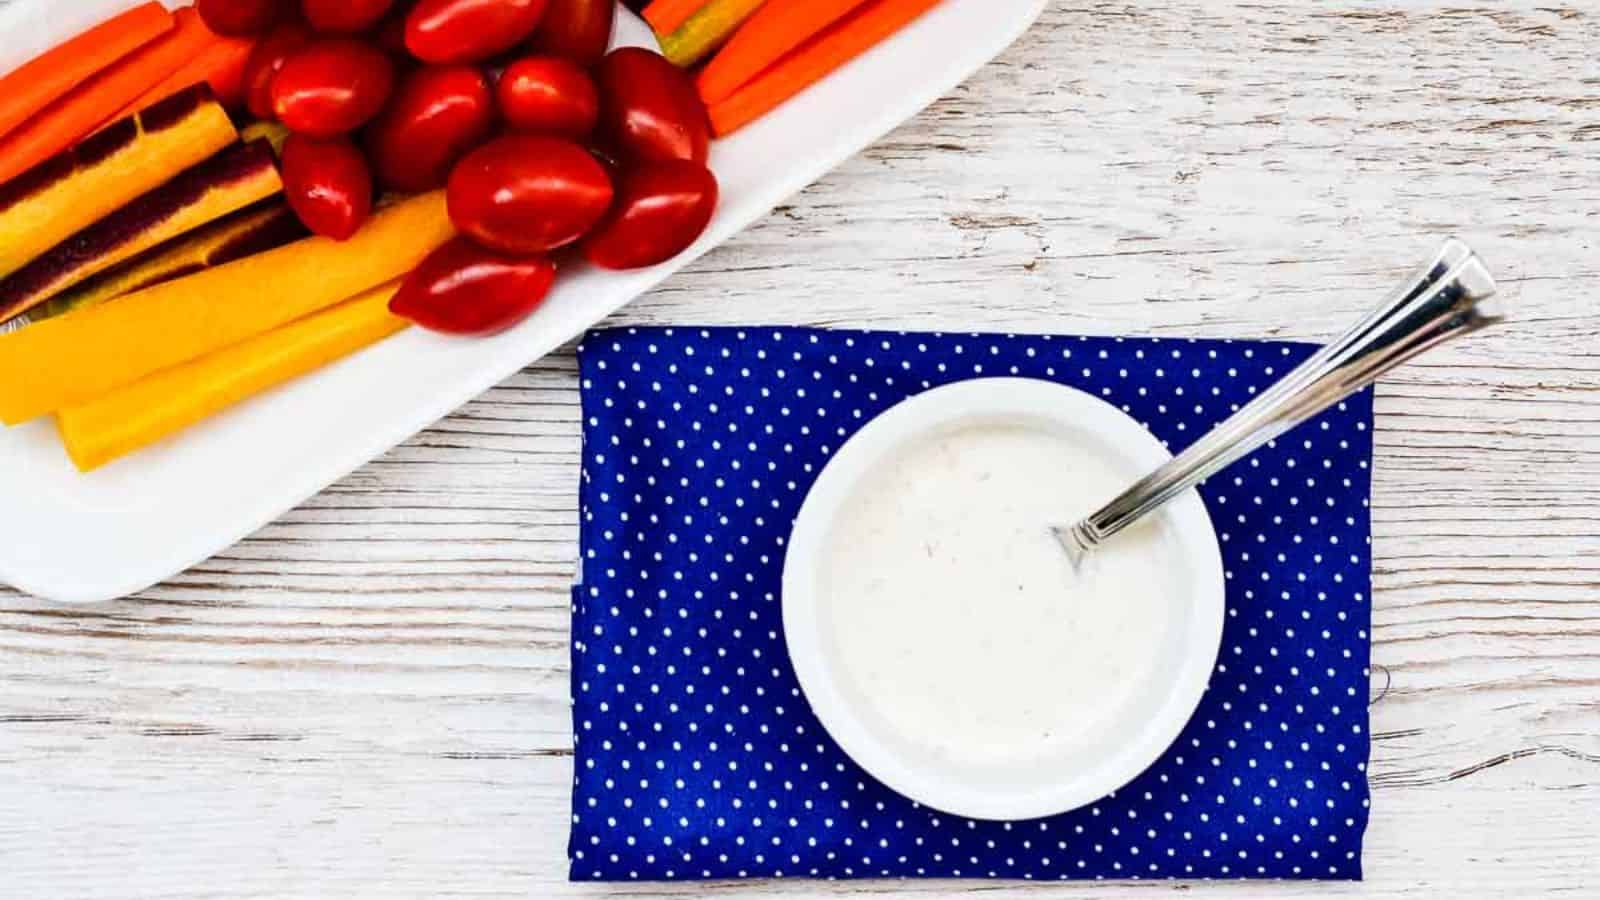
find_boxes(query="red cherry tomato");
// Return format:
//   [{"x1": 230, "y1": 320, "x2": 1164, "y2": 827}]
[
  {"x1": 272, "y1": 39, "x2": 396, "y2": 137},
  {"x1": 530, "y1": 0, "x2": 615, "y2": 67},
  {"x1": 365, "y1": 65, "x2": 494, "y2": 193},
  {"x1": 405, "y1": 0, "x2": 550, "y2": 64},
  {"x1": 243, "y1": 22, "x2": 313, "y2": 120},
  {"x1": 595, "y1": 47, "x2": 709, "y2": 165},
  {"x1": 373, "y1": 3, "x2": 416, "y2": 57},
  {"x1": 197, "y1": 0, "x2": 289, "y2": 36},
  {"x1": 447, "y1": 135, "x2": 612, "y2": 255},
  {"x1": 497, "y1": 57, "x2": 598, "y2": 139},
  {"x1": 389, "y1": 237, "x2": 557, "y2": 335},
  {"x1": 302, "y1": 0, "x2": 397, "y2": 33},
  {"x1": 584, "y1": 161, "x2": 718, "y2": 270},
  {"x1": 281, "y1": 133, "x2": 374, "y2": 240}
]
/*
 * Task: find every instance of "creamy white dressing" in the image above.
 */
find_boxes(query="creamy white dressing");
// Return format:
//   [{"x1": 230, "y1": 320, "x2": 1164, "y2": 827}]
[{"x1": 820, "y1": 423, "x2": 1176, "y2": 767}]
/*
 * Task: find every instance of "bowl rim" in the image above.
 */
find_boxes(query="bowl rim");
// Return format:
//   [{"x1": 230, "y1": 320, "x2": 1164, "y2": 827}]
[{"x1": 781, "y1": 377, "x2": 1226, "y2": 821}]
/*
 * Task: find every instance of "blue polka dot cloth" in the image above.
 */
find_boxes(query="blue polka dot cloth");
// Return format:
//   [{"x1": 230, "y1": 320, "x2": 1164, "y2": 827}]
[{"x1": 570, "y1": 327, "x2": 1374, "y2": 882}]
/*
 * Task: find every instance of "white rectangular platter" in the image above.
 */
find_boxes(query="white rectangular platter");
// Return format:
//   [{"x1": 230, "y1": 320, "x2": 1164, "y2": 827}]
[{"x1": 0, "y1": 0, "x2": 1046, "y2": 603}]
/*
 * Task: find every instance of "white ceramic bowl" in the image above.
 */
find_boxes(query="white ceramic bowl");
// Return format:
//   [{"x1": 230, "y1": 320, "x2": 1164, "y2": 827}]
[{"x1": 782, "y1": 378, "x2": 1225, "y2": 821}]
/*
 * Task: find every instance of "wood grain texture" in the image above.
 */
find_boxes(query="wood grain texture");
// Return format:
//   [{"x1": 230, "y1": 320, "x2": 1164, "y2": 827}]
[{"x1": 2, "y1": 1, "x2": 1598, "y2": 896}]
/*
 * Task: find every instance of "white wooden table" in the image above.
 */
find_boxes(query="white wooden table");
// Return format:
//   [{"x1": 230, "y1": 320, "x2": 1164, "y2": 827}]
[{"x1": 3, "y1": 3, "x2": 1597, "y2": 896}]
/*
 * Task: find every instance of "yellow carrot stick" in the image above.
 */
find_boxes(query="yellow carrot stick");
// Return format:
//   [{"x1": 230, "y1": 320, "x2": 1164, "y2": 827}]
[
  {"x1": 39, "y1": 202, "x2": 306, "y2": 321},
  {"x1": 0, "y1": 191, "x2": 453, "y2": 425},
  {"x1": 0, "y1": 139, "x2": 283, "y2": 322},
  {"x1": 658, "y1": 0, "x2": 767, "y2": 68},
  {"x1": 239, "y1": 120, "x2": 291, "y2": 155},
  {"x1": 57, "y1": 281, "x2": 407, "y2": 472},
  {"x1": 0, "y1": 85, "x2": 236, "y2": 280}
]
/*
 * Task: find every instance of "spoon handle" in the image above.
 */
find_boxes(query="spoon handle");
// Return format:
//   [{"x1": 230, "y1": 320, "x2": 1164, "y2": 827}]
[{"x1": 1059, "y1": 239, "x2": 1501, "y2": 559}]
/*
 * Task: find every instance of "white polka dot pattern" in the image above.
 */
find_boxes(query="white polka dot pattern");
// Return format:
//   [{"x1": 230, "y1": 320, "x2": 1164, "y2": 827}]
[{"x1": 570, "y1": 327, "x2": 1374, "y2": 882}]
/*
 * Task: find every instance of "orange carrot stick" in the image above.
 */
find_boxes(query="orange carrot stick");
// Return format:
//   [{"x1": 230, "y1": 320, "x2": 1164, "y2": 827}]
[
  {"x1": 697, "y1": 0, "x2": 873, "y2": 106},
  {"x1": 116, "y1": 32, "x2": 257, "y2": 117},
  {"x1": 0, "y1": 3, "x2": 173, "y2": 140},
  {"x1": 643, "y1": 0, "x2": 707, "y2": 36},
  {"x1": 707, "y1": 0, "x2": 942, "y2": 137},
  {"x1": 0, "y1": 8, "x2": 214, "y2": 186}
]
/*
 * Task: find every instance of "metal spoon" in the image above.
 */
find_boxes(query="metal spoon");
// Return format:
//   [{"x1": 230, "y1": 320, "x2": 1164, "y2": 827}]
[{"x1": 1054, "y1": 239, "x2": 1501, "y2": 568}]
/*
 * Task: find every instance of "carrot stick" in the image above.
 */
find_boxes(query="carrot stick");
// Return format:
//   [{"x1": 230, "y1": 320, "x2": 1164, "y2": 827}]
[
  {"x1": 643, "y1": 0, "x2": 707, "y2": 36},
  {"x1": 0, "y1": 3, "x2": 173, "y2": 140},
  {"x1": 39, "y1": 202, "x2": 306, "y2": 321},
  {"x1": 116, "y1": 32, "x2": 257, "y2": 118},
  {"x1": 0, "y1": 87, "x2": 238, "y2": 285},
  {"x1": 0, "y1": 192, "x2": 453, "y2": 425},
  {"x1": 659, "y1": 0, "x2": 767, "y2": 67},
  {"x1": 698, "y1": 0, "x2": 873, "y2": 106},
  {"x1": 0, "y1": 140, "x2": 283, "y2": 323},
  {"x1": 0, "y1": 8, "x2": 215, "y2": 186},
  {"x1": 707, "y1": 0, "x2": 942, "y2": 136},
  {"x1": 240, "y1": 120, "x2": 292, "y2": 155},
  {"x1": 57, "y1": 281, "x2": 408, "y2": 472}
]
